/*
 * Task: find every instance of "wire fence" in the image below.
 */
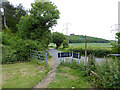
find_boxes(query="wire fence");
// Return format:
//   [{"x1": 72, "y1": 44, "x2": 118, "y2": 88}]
[{"x1": 30, "y1": 50, "x2": 47, "y2": 65}]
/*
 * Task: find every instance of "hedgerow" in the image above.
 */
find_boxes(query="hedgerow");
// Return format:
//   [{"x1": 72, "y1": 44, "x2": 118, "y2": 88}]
[
  {"x1": 68, "y1": 46, "x2": 111, "y2": 57},
  {"x1": 2, "y1": 32, "x2": 42, "y2": 64}
]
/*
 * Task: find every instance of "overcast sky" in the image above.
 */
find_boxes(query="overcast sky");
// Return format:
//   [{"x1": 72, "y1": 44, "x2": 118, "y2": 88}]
[{"x1": 8, "y1": 0, "x2": 120, "y2": 40}]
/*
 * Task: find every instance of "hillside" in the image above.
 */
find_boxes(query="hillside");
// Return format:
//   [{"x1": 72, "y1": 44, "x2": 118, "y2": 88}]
[{"x1": 68, "y1": 35, "x2": 110, "y2": 43}]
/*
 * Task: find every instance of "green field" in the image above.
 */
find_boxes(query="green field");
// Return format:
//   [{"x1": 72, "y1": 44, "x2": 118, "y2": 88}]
[
  {"x1": 49, "y1": 43, "x2": 112, "y2": 48},
  {"x1": 69, "y1": 43, "x2": 112, "y2": 47}
]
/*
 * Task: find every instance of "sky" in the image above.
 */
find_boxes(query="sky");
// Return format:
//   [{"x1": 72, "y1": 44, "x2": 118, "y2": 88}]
[{"x1": 8, "y1": 0, "x2": 120, "y2": 40}]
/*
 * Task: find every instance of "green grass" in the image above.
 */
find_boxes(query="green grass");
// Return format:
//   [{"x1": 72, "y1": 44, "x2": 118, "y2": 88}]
[
  {"x1": 47, "y1": 65, "x2": 92, "y2": 88},
  {"x1": 2, "y1": 61, "x2": 49, "y2": 88},
  {"x1": 49, "y1": 43, "x2": 56, "y2": 47},
  {"x1": 49, "y1": 43, "x2": 112, "y2": 48}
]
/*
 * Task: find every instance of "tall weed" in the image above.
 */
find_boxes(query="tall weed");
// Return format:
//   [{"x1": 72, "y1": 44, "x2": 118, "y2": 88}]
[
  {"x1": 60, "y1": 57, "x2": 120, "y2": 88},
  {"x1": 95, "y1": 58, "x2": 120, "y2": 88}
]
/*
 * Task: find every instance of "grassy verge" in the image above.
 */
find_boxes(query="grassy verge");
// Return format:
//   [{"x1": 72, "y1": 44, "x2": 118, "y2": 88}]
[
  {"x1": 2, "y1": 59, "x2": 50, "y2": 88},
  {"x1": 47, "y1": 65, "x2": 92, "y2": 88}
]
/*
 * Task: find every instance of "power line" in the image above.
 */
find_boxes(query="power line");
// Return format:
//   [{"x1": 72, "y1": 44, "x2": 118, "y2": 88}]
[
  {"x1": 62, "y1": 22, "x2": 71, "y2": 35},
  {"x1": 111, "y1": 24, "x2": 120, "y2": 32},
  {"x1": 110, "y1": 24, "x2": 120, "y2": 43}
]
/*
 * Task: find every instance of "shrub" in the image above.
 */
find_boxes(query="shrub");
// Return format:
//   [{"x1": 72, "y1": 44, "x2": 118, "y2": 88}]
[
  {"x1": 2, "y1": 32, "x2": 17, "y2": 64},
  {"x1": 52, "y1": 32, "x2": 65, "y2": 48},
  {"x1": 68, "y1": 46, "x2": 111, "y2": 57},
  {"x1": 2, "y1": 46, "x2": 17, "y2": 64},
  {"x1": 2, "y1": 35, "x2": 43, "y2": 64},
  {"x1": 95, "y1": 58, "x2": 120, "y2": 88},
  {"x1": 63, "y1": 40, "x2": 69, "y2": 48},
  {"x1": 2, "y1": 32, "x2": 12, "y2": 46},
  {"x1": 10, "y1": 38, "x2": 42, "y2": 62},
  {"x1": 60, "y1": 57, "x2": 120, "y2": 88}
]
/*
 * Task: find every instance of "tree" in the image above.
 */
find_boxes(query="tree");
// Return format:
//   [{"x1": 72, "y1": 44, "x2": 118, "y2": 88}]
[
  {"x1": 17, "y1": 0, "x2": 60, "y2": 43},
  {"x1": 52, "y1": 32, "x2": 65, "y2": 48},
  {"x1": 111, "y1": 32, "x2": 120, "y2": 54},
  {"x1": 63, "y1": 35, "x2": 69, "y2": 48},
  {"x1": 2, "y1": 2, "x2": 26, "y2": 33},
  {"x1": 30, "y1": 0, "x2": 60, "y2": 29},
  {"x1": 41, "y1": 30, "x2": 52, "y2": 48}
]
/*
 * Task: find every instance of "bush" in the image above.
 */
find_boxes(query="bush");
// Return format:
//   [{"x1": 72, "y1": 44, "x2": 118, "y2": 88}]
[
  {"x1": 63, "y1": 40, "x2": 69, "y2": 48},
  {"x1": 2, "y1": 34, "x2": 43, "y2": 64},
  {"x1": 95, "y1": 58, "x2": 120, "y2": 88},
  {"x1": 60, "y1": 57, "x2": 120, "y2": 88},
  {"x1": 2, "y1": 32, "x2": 17, "y2": 64},
  {"x1": 52, "y1": 32, "x2": 65, "y2": 48},
  {"x1": 111, "y1": 43, "x2": 120, "y2": 54},
  {"x1": 68, "y1": 46, "x2": 111, "y2": 57},
  {"x1": 2, "y1": 32, "x2": 12, "y2": 46},
  {"x1": 2, "y1": 46, "x2": 17, "y2": 64},
  {"x1": 9, "y1": 38, "x2": 42, "y2": 62}
]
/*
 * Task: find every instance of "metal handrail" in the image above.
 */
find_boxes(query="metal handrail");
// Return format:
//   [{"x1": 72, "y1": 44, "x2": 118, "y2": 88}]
[{"x1": 107, "y1": 54, "x2": 120, "y2": 57}]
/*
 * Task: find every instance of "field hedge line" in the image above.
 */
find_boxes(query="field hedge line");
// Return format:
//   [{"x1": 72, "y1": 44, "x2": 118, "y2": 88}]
[{"x1": 68, "y1": 46, "x2": 111, "y2": 57}]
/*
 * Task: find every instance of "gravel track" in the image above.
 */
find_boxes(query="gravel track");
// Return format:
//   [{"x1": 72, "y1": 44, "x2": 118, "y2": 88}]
[{"x1": 32, "y1": 48, "x2": 61, "y2": 89}]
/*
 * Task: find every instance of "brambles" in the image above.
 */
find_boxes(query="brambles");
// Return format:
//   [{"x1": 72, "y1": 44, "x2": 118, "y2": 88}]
[
  {"x1": 60, "y1": 57, "x2": 120, "y2": 88},
  {"x1": 95, "y1": 58, "x2": 120, "y2": 88}
]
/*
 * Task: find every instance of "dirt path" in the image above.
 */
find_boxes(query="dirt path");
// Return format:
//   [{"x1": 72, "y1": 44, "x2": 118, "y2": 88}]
[{"x1": 32, "y1": 48, "x2": 61, "y2": 88}]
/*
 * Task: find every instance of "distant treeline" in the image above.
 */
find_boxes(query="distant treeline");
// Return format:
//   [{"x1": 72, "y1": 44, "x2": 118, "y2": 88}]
[{"x1": 68, "y1": 35, "x2": 110, "y2": 43}]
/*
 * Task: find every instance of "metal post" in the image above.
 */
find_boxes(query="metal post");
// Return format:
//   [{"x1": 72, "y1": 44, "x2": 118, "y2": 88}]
[
  {"x1": 45, "y1": 52, "x2": 47, "y2": 65},
  {"x1": 78, "y1": 53, "x2": 80, "y2": 64},
  {"x1": 64, "y1": 57, "x2": 65, "y2": 63},
  {"x1": 72, "y1": 51, "x2": 73, "y2": 61},
  {"x1": 69, "y1": 52, "x2": 71, "y2": 63},
  {"x1": 85, "y1": 35, "x2": 87, "y2": 64},
  {"x1": 60, "y1": 52, "x2": 61, "y2": 64}
]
